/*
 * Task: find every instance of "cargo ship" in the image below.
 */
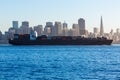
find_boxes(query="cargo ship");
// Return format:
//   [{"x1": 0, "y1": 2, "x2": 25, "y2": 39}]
[{"x1": 9, "y1": 33, "x2": 113, "y2": 45}]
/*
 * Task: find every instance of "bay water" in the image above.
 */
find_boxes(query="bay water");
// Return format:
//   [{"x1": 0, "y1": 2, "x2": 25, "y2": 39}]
[{"x1": 0, "y1": 45, "x2": 120, "y2": 80}]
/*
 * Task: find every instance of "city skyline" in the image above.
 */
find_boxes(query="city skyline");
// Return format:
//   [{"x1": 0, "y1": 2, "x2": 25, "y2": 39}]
[
  {"x1": 1, "y1": 16, "x2": 120, "y2": 44},
  {"x1": 0, "y1": 0, "x2": 120, "y2": 33},
  {"x1": 0, "y1": 17, "x2": 120, "y2": 34}
]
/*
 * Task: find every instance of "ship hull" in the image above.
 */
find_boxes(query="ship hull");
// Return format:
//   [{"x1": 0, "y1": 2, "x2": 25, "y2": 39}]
[{"x1": 9, "y1": 39, "x2": 113, "y2": 45}]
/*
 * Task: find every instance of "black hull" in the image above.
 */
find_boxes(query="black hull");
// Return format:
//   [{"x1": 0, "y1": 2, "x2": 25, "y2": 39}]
[{"x1": 9, "y1": 39, "x2": 113, "y2": 45}]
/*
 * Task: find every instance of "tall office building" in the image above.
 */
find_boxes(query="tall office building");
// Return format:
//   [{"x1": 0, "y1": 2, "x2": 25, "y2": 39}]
[
  {"x1": 34, "y1": 25, "x2": 43, "y2": 36},
  {"x1": 72, "y1": 24, "x2": 79, "y2": 36},
  {"x1": 63, "y1": 22, "x2": 68, "y2": 29},
  {"x1": 62, "y1": 22, "x2": 68, "y2": 36},
  {"x1": 46, "y1": 22, "x2": 53, "y2": 26},
  {"x1": 44, "y1": 22, "x2": 53, "y2": 36},
  {"x1": 110, "y1": 29, "x2": 114, "y2": 35},
  {"x1": 54, "y1": 22, "x2": 62, "y2": 36},
  {"x1": 78, "y1": 18, "x2": 86, "y2": 35},
  {"x1": 21, "y1": 21, "x2": 30, "y2": 34},
  {"x1": 15, "y1": 28, "x2": 23, "y2": 34},
  {"x1": 13, "y1": 21, "x2": 18, "y2": 29},
  {"x1": 8, "y1": 28, "x2": 16, "y2": 38},
  {"x1": 62, "y1": 28, "x2": 68, "y2": 36},
  {"x1": 44, "y1": 27, "x2": 51, "y2": 36},
  {"x1": 116, "y1": 28, "x2": 120, "y2": 34},
  {"x1": 0, "y1": 31, "x2": 2, "y2": 39},
  {"x1": 100, "y1": 16, "x2": 104, "y2": 36},
  {"x1": 22, "y1": 21, "x2": 29, "y2": 28},
  {"x1": 94, "y1": 27, "x2": 99, "y2": 34}
]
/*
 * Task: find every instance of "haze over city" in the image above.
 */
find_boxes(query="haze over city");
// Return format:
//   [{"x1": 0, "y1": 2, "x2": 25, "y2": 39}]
[{"x1": 0, "y1": 0, "x2": 120, "y2": 33}]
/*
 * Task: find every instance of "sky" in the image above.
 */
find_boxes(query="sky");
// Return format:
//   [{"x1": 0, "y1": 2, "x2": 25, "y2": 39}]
[{"x1": 0, "y1": 0, "x2": 120, "y2": 33}]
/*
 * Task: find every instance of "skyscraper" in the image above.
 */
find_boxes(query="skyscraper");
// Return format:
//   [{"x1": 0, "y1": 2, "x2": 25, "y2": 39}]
[
  {"x1": 44, "y1": 22, "x2": 53, "y2": 36},
  {"x1": 72, "y1": 24, "x2": 79, "y2": 36},
  {"x1": 54, "y1": 22, "x2": 62, "y2": 36},
  {"x1": 22, "y1": 21, "x2": 29, "y2": 28},
  {"x1": 13, "y1": 21, "x2": 18, "y2": 29},
  {"x1": 94, "y1": 27, "x2": 99, "y2": 34},
  {"x1": 0, "y1": 31, "x2": 2, "y2": 39},
  {"x1": 100, "y1": 16, "x2": 104, "y2": 36},
  {"x1": 63, "y1": 22, "x2": 68, "y2": 29},
  {"x1": 116, "y1": 28, "x2": 120, "y2": 34},
  {"x1": 21, "y1": 21, "x2": 30, "y2": 34},
  {"x1": 34, "y1": 25, "x2": 43, "y2": 36},
  {"x1": 78, "y1": 18, "x2": 86, "y2": 35}
]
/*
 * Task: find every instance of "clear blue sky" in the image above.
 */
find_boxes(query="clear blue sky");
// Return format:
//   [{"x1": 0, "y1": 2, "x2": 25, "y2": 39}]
[{"x1": 0, "y1": 0, "x2": 120, "y2": 33}]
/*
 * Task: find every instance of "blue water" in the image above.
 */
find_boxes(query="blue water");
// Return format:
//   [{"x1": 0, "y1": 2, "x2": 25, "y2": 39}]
[{"x1": 0, "y1": 45, "x2": 120, "y2": 80}]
